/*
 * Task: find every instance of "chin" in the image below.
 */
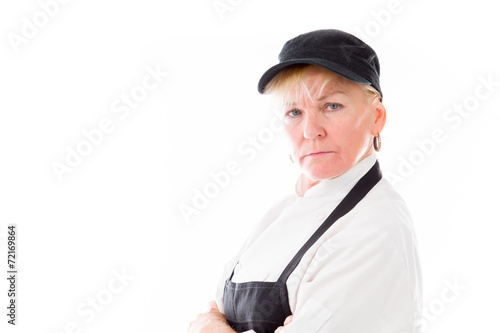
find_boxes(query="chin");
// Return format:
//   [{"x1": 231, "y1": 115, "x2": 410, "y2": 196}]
[
  {"x1": 300, "y1": 155, "x2": 349, "y2": 181},
  {"x1": 304, "y1": 167, "x2": 344, "y2": 181}
]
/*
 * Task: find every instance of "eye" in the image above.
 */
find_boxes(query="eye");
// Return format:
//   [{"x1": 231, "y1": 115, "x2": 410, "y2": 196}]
[
  {"x1": 286, "y1": 109, "x2": 301, "y2": 117},
  {"x1": 326, "y1": 103, "x2": 341, "y2": 110}
]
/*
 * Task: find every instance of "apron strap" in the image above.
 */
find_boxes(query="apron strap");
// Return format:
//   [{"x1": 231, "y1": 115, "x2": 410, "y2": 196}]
[{"x1": 277, "y1": 160, "x2": 382, "y2": 283}]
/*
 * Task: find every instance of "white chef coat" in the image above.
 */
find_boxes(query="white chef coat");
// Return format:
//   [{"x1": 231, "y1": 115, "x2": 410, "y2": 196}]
[{"x1": 215, "y1": 153, "x2": 423, "y2": 333}]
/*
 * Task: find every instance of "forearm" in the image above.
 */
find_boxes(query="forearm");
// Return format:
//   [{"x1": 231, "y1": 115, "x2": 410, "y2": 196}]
[
  {"x1": 188, "y1": 301, "x2": 237, "y2": 333},
  {"x1": 193, "y1": 322, "x2": 236, "y2": 333},
  {"x1": 213, "y1": 325, "x2": 237, "y2": 333}
]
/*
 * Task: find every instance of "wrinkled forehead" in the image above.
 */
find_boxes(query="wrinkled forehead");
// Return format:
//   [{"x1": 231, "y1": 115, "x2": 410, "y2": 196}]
[{"x1": 273, "y1": 66, "x2": 355, "y2": 107}]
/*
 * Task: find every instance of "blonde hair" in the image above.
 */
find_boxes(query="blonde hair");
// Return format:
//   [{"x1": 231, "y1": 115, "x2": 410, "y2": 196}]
[{"x1": 263, "y1": 64, "x2": 381, "y2": 106}]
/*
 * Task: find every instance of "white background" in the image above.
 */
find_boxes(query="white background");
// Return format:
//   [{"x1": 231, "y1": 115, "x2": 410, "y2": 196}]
[{"x1": 1, "y1": 0, "x2": 499, "y2": 332}]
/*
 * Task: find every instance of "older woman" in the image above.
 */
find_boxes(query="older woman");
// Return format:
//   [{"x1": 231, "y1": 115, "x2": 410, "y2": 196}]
[{"x1": 188, "y1": 29, "x2": 422, "y2": 333}]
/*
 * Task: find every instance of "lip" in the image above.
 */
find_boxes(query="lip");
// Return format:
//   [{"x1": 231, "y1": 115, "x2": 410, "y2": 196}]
[{"x1": 304, "y1": 151, "x2": 333, "y2": 158}]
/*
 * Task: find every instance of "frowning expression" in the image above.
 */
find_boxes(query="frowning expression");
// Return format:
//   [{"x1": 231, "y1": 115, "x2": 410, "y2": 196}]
[{"x1": 282, "y1": 66, "x2": 384, "y2": 181}]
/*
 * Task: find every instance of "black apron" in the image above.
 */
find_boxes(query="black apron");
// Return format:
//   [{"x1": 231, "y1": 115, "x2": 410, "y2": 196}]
[{"x1": 223, "y1": 160, "x2": 382, "y2": 333}]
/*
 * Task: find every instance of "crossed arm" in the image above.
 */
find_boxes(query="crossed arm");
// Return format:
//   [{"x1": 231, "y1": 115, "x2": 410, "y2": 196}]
[{"x1": 187, "y1": 300, "x2": 293, "y2": 333}]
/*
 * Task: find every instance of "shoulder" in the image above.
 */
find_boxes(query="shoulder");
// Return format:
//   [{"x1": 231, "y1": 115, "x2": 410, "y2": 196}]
[
  {"x1": 355, "y1": 177, "x2": 415, "y2": 231},
  {"x1": 345, "y1": 176, "x2": 420, "y2": 262}
]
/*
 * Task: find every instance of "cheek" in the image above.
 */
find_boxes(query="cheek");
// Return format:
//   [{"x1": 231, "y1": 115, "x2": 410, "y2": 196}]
[
  {"x1": 284, "y1": 124, "x2": 301, "y2": 149},
  {"x1": 325, "y1": 115, "x2": 356, "y2": 137},
  {"x1": 326, "y1": 115, "x2": 367, "y2": 147}
]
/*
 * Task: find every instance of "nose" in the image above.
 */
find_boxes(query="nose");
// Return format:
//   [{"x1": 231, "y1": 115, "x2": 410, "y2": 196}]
[{"x1": 303, "y1": 112, "x2": 326, "y2": 139}]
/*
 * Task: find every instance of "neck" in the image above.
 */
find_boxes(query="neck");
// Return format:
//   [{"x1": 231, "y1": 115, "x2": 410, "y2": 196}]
[{"x1": 295, "y1": 173, "x2": 321, "y2": 197}]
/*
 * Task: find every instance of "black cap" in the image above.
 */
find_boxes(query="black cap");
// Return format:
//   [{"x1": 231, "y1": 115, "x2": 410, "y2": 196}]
[{"x1": 257, "y1": 29, "x2": 382, "y2": 99}]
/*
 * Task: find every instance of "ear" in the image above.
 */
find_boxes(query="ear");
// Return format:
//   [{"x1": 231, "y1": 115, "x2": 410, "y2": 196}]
[{"x1": 371, "y1": 99, "x2": 386, "y2": 136}]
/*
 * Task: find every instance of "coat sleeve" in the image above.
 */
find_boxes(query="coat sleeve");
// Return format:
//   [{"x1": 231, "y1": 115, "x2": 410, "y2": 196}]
[{"x1": 281, "y1": 210, "x2": 422, "y2": 333}]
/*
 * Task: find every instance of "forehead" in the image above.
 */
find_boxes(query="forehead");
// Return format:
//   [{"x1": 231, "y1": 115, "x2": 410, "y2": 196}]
[{"x1": 282, "y1": 67, "x2": 359, "y2": 105}]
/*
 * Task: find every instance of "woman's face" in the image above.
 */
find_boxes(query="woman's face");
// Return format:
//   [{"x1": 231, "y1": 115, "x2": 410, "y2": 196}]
[{"x1": 282, "y1": 66, "x2": 385, "y2": 182}]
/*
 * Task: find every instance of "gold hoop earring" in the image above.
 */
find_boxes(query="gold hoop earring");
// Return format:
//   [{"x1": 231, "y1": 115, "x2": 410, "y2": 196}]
[
  {"x1": 373, "y1": 134, "x2": 381, "y2": 152},
  {"x1": 289, "y1": 155, "x2": 294, "y2": 163}
]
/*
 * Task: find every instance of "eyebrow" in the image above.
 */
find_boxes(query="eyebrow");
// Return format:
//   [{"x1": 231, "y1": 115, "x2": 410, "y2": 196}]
[
  {"x1": 317, "y1": 91, "x2": 347, "y2": 101},
  {"x1": 283, "y1": 91, "x2": 348, "y2": 107}
]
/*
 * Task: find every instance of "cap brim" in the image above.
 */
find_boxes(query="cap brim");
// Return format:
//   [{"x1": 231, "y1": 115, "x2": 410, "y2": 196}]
[{"x1": 257, "y1": 58, "x2": 372, "y2": 94}]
